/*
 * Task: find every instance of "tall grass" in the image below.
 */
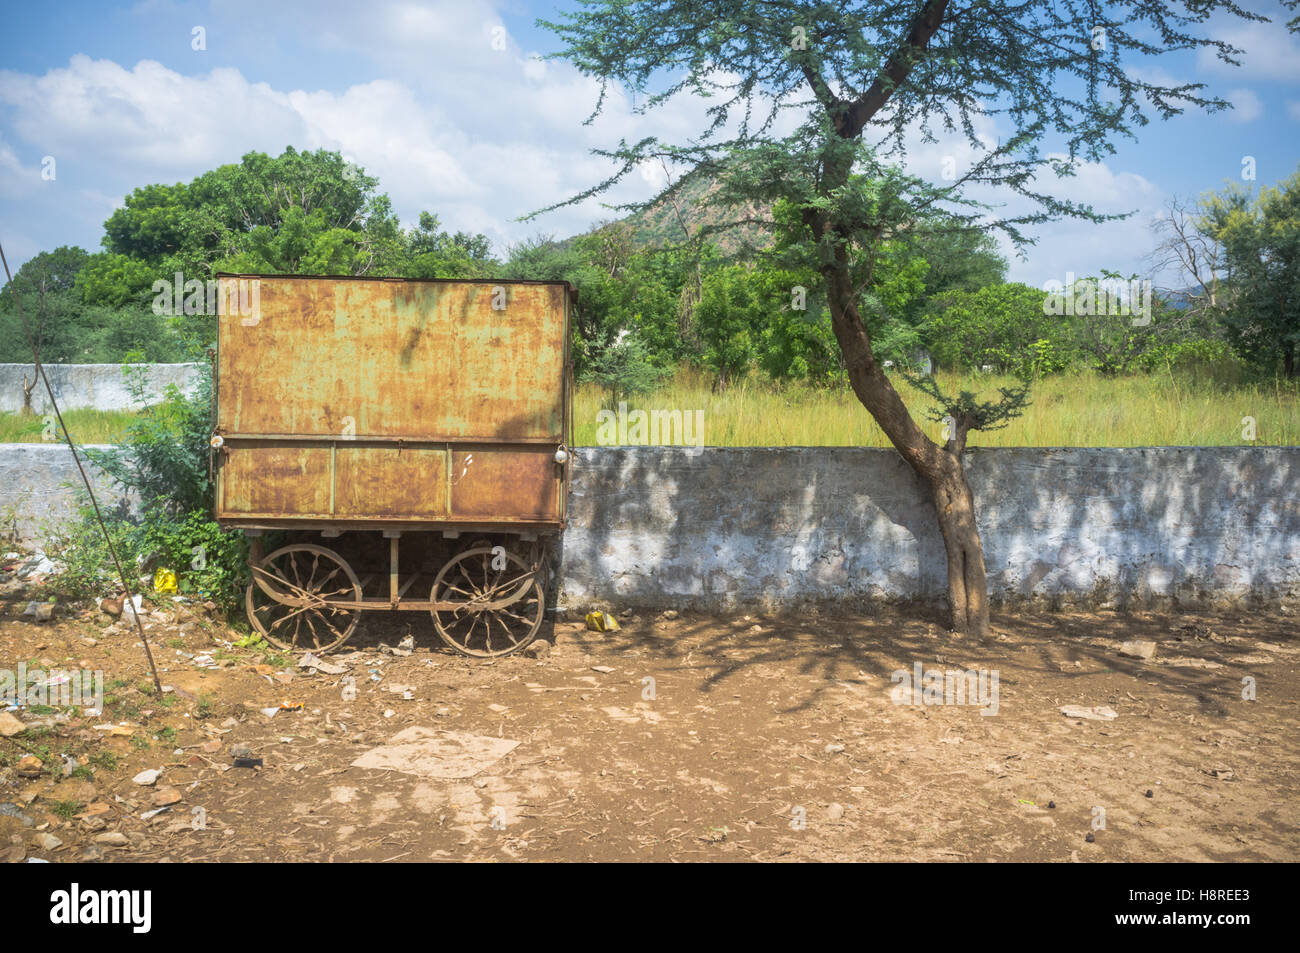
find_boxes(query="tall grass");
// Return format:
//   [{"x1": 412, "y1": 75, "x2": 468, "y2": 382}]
[
  {"x1": 0, "y1": 408, "x2": 140, "y2": 444},
  {"x1": 574, "y1": 366, "x2": 1300, "y2": 447}
]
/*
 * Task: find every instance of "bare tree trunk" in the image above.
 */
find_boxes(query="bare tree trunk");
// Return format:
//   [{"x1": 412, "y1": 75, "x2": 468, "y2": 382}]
[
  {"x1": 21, "y1": 370, "x2": 36, "y2": 416},
  {"x1": 822, "y1": 248, "x2": 991, "y2": 638}
]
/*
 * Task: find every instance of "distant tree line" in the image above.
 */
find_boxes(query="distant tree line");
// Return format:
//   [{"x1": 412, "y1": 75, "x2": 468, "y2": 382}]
[{"x1": 2, "y1": 147, "x2": 1296, "y2": 392}]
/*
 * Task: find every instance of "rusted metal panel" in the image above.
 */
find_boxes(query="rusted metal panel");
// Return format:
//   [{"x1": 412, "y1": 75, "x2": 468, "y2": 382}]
[
  {"x1": 215, "y1": 275, "x2": 571, "y2": 528},
  {"x1": 449, "y1": 449, "x2": 560, "y2": 521},
  {"x1": 334, "y1": 446, "x2": 448, "y2": 519},
  {"x1": 220, "y1": 445, "x2": 331, "y2": 517},
  {"x1": 217, "y1": 277, "x2": 566, "y2": 440}
]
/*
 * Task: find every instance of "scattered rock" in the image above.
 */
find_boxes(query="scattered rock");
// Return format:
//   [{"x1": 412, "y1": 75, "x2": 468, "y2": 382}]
[
  {"x1": 132, "y1": 768, "x2": 162, "y2": 786},
  {"x1": 15, "y1": 755, "x2": 43, "y2": 777},
  {"x1": 99, "y1": 596, "x2": 124, "y2": 617},
  {"x1": 0, "y1": 711, "x2": 27, "y2": 738},
  {"x1": 1060, "y1": 705, "x2": 1118, "y2": 721},
  {"x1": 230, "y1": 744, "x2": 253, "y2": 759},
  {"x1": 34, "y1": 833, "x2": 62, "y2": 851},
  {"x1": 80, "y1": 845, "x2": 104, "y2": 861},
  {"x1": 1118, "y1": 640, "x2": 1158, "y2": 661},
  {"x1": 298, "y1": 653, "x2": 348, "y2": 675},
  {"x1": 826, "y1": 803, "x2": 844, "y2": 821},
  {"x1": 523, "y1": 640, "x2": 551, "y2": 659},
  {"x1": 591, "y1": 665, "x2": 615, "y2": 674},
  {"x1": 660, "y1": 610, "x2": 679, "y2": 621},
  {"x1": 93, "y1": 832, "x2": 130, "y2": 848},
  {"x1": 0, "y1": 804, "x2": 35, "y2": 827},
  {"x1": 1145, "y1": 789, "x2": 1154, "y2": 798},
  {"x1": 22, "y1": 602, "x2": 54, "y2": 622},
  {"x1": 1085, "y1": 832, "x2": 1096, "y2": 844},
  {"x1": 151, "y1": 788, "x2": 182, "y2": 807},
  {"x1": 824, "y1": 743, "x2": 846, "y2": 754}
]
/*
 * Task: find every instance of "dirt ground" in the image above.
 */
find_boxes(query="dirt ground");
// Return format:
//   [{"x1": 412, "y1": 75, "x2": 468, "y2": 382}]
[{"x1": 2, "y1": 600, "x2": 1297, "y2": 862}]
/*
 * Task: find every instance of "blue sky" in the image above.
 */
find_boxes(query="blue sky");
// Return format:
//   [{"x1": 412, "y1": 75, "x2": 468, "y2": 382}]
[{"x1": 1, "y1": 0, "x2": 1298, "y2": 289}]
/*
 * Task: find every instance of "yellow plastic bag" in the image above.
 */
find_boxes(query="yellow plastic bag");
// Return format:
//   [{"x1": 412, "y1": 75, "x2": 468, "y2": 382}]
[
  {"x1": 153, "y1": 567, "x2": 178, "y2": 594},
  {"x1": 585, "y1": 611, "x2": 620, "y2": 632}
]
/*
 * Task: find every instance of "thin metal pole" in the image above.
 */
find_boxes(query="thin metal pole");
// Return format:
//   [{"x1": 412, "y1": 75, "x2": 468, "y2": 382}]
[{"x1": 0, "y1": 239, "x2": 162, "y2": 692}]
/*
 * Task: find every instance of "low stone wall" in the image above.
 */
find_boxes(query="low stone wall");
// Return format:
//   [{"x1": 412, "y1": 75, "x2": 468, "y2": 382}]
[
  {"x1": 0, "y1": 444, "x2": 126, "y2": 542},
  {"x1": 2, "y1": 444, "x2": 1295, "y2": 609},
  {"x1": 0, "y1": 363, "x2": 201, "y2": 414},
  {"x1": 554, "y1": 446, "x2": 1300, "y2": 609}
]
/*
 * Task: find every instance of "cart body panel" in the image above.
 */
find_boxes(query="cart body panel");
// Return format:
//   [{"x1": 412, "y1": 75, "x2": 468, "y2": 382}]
[{"x1": 213, "y1": 274, "x2": 572, "y2": 530}]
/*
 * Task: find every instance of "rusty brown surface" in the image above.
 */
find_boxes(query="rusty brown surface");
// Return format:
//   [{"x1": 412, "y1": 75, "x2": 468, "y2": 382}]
[
  {"x1": 215, "y1": 276, "x2": 571, "y2": 528},
  {"x1": 449, "y1": 448, "x2": 560, "y2": 521}
]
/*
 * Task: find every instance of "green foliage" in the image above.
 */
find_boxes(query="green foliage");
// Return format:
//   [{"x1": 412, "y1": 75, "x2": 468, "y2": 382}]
[
  {"x1": 924, "y1": 283, "x2": 1062, "y2": 375},
  {"x1": 88, "y1": 357, "x2": 214, "y2": 515},
  {"x1": 1200, "y1": 168, "x2": 1300, "y2": 377},
  {"x1": 900, "y1": 366, "x2": 1033, "y2": 450},
  {"x1": 586, "y1": 328, "x2": 666, "y2": 405},
  {"x1": 46, "y1": 358, "x2": 250, "y2": 611},
  {"x1": 695, "y1": 265, "x2": 760, "y2": 385}
]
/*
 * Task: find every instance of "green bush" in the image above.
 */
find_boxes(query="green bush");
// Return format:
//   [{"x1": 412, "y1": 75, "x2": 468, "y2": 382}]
[{"x1": 53, "y1": 357, "x2": 250, "y2": 611}]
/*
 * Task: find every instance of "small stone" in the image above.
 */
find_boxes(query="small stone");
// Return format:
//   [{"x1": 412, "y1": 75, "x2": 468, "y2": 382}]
[
  {"x1": 523, "y1": 640, "x2": 551, "y2": 659},
  {"x1": 15, "y1": 755, "x2": 43, "y2": 777},
  {"x1": 1118, "y1": 640, "x2": 1158, "y2": 661},
  {"x1": 1085, "y1": 832, "x2": 1096, "y2": 843},
  {"x1": 80, "y1": 845, "x2": 104, "y2": 861},
  {"x1": 35, "y1": 833, "x2": 63, "y2": 850},
  {"x1": 99, "y1": 596, "x2": 123, "y2": 617},
  {"x1": 1060, "y1": 705, "x2": 1118, "y2": 721},
  {"x1": 1047, "y1": 801, "x2": 1056, "y2": 809},
  {"x1": 826, "y1": 803, "x2": 844, "y2": 821},
  {"x1": 80, "y1": 816, "x2": 108, "y2": 832},
  {"x1": 1144, "y1": 789, "x2": 1154, "y2": 798},
  {"x1": 200, "y1": 739, "x2": 222, "y2": 754},
  {"x1": 230, "y1": 744, "x2": 253, "y2": 759},
  {"x1": 132, "y1": 768, "x2": 162, "y2": 786},
  {"x1": 94, "y1": 832, "x2": 130, "y2": 848},
  {"x1": 152, "y1": 788, "x2": 182, "y2": 807},
  {"x1": 824, "y1": 743, "x2": 846, "y2": 754},
  {"x1": 0, "y1": 711, "x2": 27, "y2": 738},
  {"x1": 591, "y1": 665, "x2": 615, "y2": 674},
  {"x1": 660, "y1": 610, "x2": 679, "y2": 621}
]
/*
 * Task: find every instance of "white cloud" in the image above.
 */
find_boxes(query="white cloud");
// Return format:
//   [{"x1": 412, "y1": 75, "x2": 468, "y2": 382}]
[
  {"x1": 1196, "y1": 15, "x2": 1300, "y2": 82},
  {"x1": 1225, "y1": 88, "x2": 1263, "y2": 122},
  {"x1": 1002, "y1": 158, "x2": 1166, "y2": 289},
  {"x1": 0, "y1": 0, "x2": 1176, "y2": 285}
]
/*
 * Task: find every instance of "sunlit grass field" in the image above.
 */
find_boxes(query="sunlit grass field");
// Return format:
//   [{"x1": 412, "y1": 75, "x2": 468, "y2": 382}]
[
  {"x1": 574, "y1": 366, "x2": 1300, "y2": 447},
  {"x1": 0, "y1": 408, "x2": 139, "y2": 444},
  {"x1": 3, "y1": 370, "x2": 1293, "y2": 447}
]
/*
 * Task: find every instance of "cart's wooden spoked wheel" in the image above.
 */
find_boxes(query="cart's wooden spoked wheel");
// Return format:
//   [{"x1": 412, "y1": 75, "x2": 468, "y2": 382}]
[
  {"x1": 246, "y1": 543, "x2": 363, "y2": 653},
  {"x1": 430, "y1": 545, "x2": 544, "y2": 658}
]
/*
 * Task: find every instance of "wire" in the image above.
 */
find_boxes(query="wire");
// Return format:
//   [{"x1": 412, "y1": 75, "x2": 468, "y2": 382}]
[{"x1": 0, "y1": 239, "x2": 162, "y2": 692}]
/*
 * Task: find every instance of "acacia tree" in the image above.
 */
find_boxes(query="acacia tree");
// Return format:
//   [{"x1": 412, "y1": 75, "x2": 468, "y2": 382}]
[{"x1": 538, "y1": 0, "x2": 1295, "y2": 637}]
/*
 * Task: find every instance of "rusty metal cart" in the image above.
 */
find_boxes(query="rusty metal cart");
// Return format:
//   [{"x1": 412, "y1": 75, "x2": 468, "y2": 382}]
[{"x1": 211, "y1": 274, "x2": 573, "y2": 658}]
